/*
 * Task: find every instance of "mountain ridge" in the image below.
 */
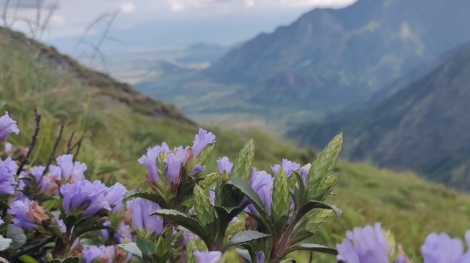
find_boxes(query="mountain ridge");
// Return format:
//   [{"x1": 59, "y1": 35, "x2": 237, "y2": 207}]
[
  {"x1": 136, "y1": 0, "x2": 470, "y2": 128},
  {"x1": 291, "y1": 42, "x2": 470, "y2": 190}
]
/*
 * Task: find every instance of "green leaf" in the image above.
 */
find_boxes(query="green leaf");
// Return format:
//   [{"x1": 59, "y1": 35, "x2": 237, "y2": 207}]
[
  {"x1": 152, "y1": 209, "x2": 211, "y2": 247},
  {"x1": 295, "y1": 201, "x2": 341, "y2": 224},
  {"x1": 232, "y1": 139, "x2": 255, "y2": 181},
  {"x1": 199, "y1": 173, "x2": 219, "y2": 188},
  {"x1": 226, "y1": 179, "x2": 275, "y2": 236},
  {"x1": 193, "y1": 185, "x2": 214, "y2": 226},
  {"x1": 272, "y1": 167, "x2": 289, "y2": 233},
  {"x1": 0, "y1": 235, "x2": 11, "y2": 252},
  {"x1": 223, "y1": 231, "x2": 270, "y2": 251},
  {"x1": 308, "y1": 134, "x2": 342, "y2": 200},
  {"x1": 72, "y1": 224, "x2": 114, "y2": 240},
  {"x1": 235, "y1": 248, "x2": 252, "y2": 263},
  {"x1": 135, "y1": 236, "x2": 156, "y2": 257},
  {"x1": 118, "y1": 242, "x2": 143, "y2": 258},
  {"x1": 6, "y1": 227, "x2": 26, "y2": 249},
  {"x1": 185, "y1": 240, "x2": 197, "y2": 263},
  {"x1": 292, "y1": 209, "x2": 334, "y2": 244},
  {"x1": 293, "y1": 169, "x2": 307, "y2": 207},
  {"x1": 124, "y1": 189, "x2": 166, "y2": 207},
  {"x1": 310, "y1": 174, "x2": 338, "y2": 202},
  {"x1": 195, "y1": 143, "x2": 215, "y2": 166},
  {"x1": 283, "y1": 244, "x2": 337, "y2": 256},
  {"x1": 155, "y1": 227, "x2": 174, "y2": 259}
]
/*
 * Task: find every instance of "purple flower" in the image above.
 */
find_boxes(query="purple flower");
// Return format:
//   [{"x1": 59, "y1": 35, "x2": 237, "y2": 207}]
[
  {"x1": 256, "y1": 252, "x2": 265, "y2": 263},
  {"x1": 336, "y1": 223, "x2": 389, "y2": 263},
  {"x1": 101, "y1": 220, "x2": 112, "y2": 240},
  {"x1": 0, "y1": 112, "x2": 19, "y2": 141},
  {"x1": 182, "y1": 230, "x2": 198, "y2": 246},
  {"x1": 164, "y1": 146, "x2": 186, "y2": 184},
  {"x1": 0, "y1": 157, "x2": 17, "y2": 194},
  {"x1": 190, "y1": 165, "x2": 205, "y2": 175},
  {"x1": 138, "y1": 143, "x2": 171, "y2": 182},
  {"x1": 60, "y1": 180, "x2": 110, "y2": 218},
  {"x1": 4, "y1": 142, "x2": 12, "y2": 154},
  {"x1": 82, "y1": 245, "x2": 130, "y2": 263},
  {"x1": 115, "y1": 222, "x2": 133, "y2": 243},
  {"x1": 82, "y1": 245, "x2": 103, "y2": 263},
  {"x1": 127, "y1": 198, "x2": 163, "y2": 236},
  {"x1": 106, "y1": 183, "x2": 127, "y2": 212},
  {"x1": 56, "y1": 154, "x2": 86, "y2": 183},
  {"x1": 217, "y1": 157, "x2": 233, "y2": 174},
  {"x1": 247, "y1": 169, "x2": 273, "y2": 215},
  {"x1": 192, "y1": 129, "x2": 216, "y2": 158},
  {"x1": 194, "y1": 251, "x2": 222, "y2": 263},
  {"x1": 208, "y1": 188, "x2": 216, "y2": 205},
  {"x1": 19, "y1": 165, "x2": 61, "y2": 195},
  {"x1": 9, "y1": 198, "x2": 47, "y2": 231},
  {"x1": 299, "y1": 164, "x2": 310, "y2": 182},
  {"x1": 421, "y1": 232, "x2": 470, "y2": 263},
  {"x1": 272, "y1": 159, "x2": 300, "y2": 177}
]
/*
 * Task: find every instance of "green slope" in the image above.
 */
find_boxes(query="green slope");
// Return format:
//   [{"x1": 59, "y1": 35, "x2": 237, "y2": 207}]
[
  {"x1": 136, "y1": 0, "x2": 470, "y2": 129},
  {"x1": 292, "y1": 42, "x2": 470, "y2": 192},
  {"x1": 1, "y1": 28, "x2": 470, "y2": 261}
]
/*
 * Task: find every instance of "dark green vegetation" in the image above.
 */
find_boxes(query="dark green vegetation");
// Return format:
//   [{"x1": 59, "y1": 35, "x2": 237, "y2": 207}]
[
  {"x1": 135, "y1": 0, "x2": 470, "y2": 128},
  {"x1": 292, "y1": 42, "x2": 470, "y2": 191},
  {"x1": 1, "y1": 27, "x2": 470, "y2": 261}
]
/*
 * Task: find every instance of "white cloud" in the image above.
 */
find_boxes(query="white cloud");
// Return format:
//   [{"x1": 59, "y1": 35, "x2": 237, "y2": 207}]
[
  {"x1": 121, "y1": 2, "x2": 135, "y2": 13},
  {"x1": 51, "y1": 15, "x2": 65, "y2": 25},
  {"x1": 3, "y1": 0, "x2": 356, "y2": 42}
]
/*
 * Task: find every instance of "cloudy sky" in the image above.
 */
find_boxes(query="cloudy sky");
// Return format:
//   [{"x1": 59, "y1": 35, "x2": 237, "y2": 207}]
[{"x1": 1, "y1": 0, "x2": 356, "y2": 53}]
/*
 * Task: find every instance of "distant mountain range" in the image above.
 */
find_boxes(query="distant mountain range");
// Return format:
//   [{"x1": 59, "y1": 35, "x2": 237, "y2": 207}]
[
  {"x1": 291, "y1": 42, "x2": 470, "y2": 190},
  {"x1": 136, "y1": 0, "x2": 470, "y2": 127}
]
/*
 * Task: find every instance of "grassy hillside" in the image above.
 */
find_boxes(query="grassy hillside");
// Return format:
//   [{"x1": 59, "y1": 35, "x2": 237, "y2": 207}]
[
  {"x1": 292, "y1": 42, "x2": 470, "y2": 191},
  {"x1": 1, "y1": 28, "x2": 470, "y2": 262}
]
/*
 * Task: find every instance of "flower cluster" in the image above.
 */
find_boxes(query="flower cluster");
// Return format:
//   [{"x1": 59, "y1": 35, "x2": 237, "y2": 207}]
[
  {"x1": 1, "y1": 110, "x2": 470, "y2": 263},
  {"x1": 336, "y1": 223, "x2": 470, "y2": 263}
]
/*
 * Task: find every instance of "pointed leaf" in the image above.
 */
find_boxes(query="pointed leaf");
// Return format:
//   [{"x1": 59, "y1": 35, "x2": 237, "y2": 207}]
[
  {"x1": 185, "y1": 239, "x2": 197, "y2": 263},
  {"x1": 310, "y1": 174, "x2": 338, "y2": 202},
  {"x1": 223, "y1": 231, "x2": 269, "y2": 251},
  {"x1": 152, "y1": 209, "x2": 211, "y2": 246},
  {"x1": 195, "y1": 143, "x2": 215, "y2": 166},
  {"x1": 135, "y1": 236, "x2": 156, "y2": 257},
  {"x1": 293, "y1": 209, "x2": 334, "y2": 245},
  {"x1": 235, "y1": 248, "x2": 253, "y2": 263},
  {"x1": 284, "y1": 244, "x2": 337, "y2": 256},
  {"x1": 193, "y1": 185, "x2": 214, "y2": 226},
  {"x1": 272, "y1": 167, "x2": 289, "y2": 232},
  {"x1": 226, "y1": 179, "x2": 275, "y2": 235},
  {"x1": 118, "y1": 242, "x2": 143, "y2": 258},
  {"x1": 124, "y1": 190, "x2": 166, "y2": 207},
  {"x1": 308, "y1": 134, "x2": 342, "y2": 199},
  {"x1": 292, "y1": 171, "x2": 306, "y2": 208},
  {"x1": 199, "y1": 173, "x2": 219, "y2": 188},
  {"x1": 232, "y1": 139, "x2": 255, "y2": 181},
  {"x1": 295, "y1": 201, "x2": 341, "y2": 223}
]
